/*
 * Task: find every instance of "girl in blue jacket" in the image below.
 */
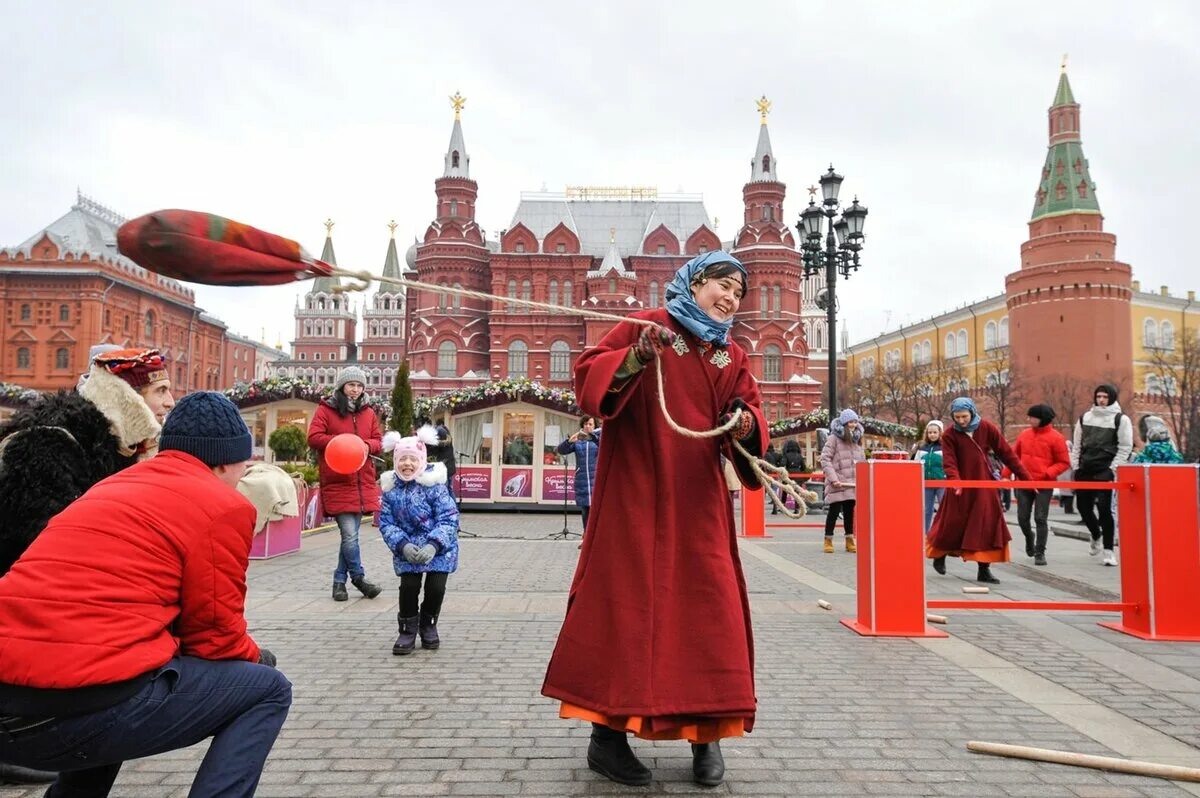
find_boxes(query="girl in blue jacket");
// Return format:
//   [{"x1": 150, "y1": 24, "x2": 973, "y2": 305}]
[{"x1": 380, "y1": 427, "x2": 460, "y2": 655}]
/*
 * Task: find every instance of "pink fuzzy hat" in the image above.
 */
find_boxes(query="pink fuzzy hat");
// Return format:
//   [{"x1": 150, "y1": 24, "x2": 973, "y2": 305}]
[{"x1": 383, "y1": 425, "x2": 439, "y2": 465}]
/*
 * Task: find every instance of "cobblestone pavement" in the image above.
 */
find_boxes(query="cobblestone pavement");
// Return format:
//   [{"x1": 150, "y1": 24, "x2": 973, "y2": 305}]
[{"x1": 3, "y1": 507, "x2": 1199, "y2": 797}]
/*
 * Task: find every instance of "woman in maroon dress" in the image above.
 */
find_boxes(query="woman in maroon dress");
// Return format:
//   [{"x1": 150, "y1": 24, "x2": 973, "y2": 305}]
[
  {"x1": 927, "y1": 396, "x2": 1030, "y2": 583},
  {"x1": 541, "y1": 251, "x2": 766, "y2": 788}
]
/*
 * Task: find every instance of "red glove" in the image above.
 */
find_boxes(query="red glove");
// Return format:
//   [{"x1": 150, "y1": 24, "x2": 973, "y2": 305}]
[{"x1": 633, "y1": 324, "x2": 676, "y2": 364}]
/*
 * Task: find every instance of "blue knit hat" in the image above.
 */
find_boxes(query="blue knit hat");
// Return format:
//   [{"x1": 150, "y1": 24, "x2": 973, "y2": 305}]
[{"x1": 160, "y1": 391, "x2": 253, "y2": 467}]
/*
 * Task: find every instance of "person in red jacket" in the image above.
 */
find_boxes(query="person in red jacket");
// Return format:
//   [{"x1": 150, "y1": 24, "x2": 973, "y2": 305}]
[
  {"x1": 0, "y1": 391, "x2": 290, "y2": 798},
  {"x1": 1011, "y1": 404, "x2": 1070, "y2": 566},
  {"x1": 307, "y1": 366, "x2": 384, "y2": 602}
]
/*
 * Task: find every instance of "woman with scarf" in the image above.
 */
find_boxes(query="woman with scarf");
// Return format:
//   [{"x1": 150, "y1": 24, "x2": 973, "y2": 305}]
[
  {"x1": 820, "y1": 409, "x2": 866, "y2": 553},
  {"x1": 542, "y1": 251, "x2": 766, "y2": 789},
  {"x1": 927, "y1": 397, "x2": 1030, "y2": 584}
]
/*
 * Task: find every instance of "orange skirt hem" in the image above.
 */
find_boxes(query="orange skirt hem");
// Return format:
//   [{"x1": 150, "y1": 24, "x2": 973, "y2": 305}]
[
  {"x1": 559, "y1": 702, "x2": 747, "y2": 744},
  {"x1": 926, "y1": 542, "x2": 1010, "y2": 563}
]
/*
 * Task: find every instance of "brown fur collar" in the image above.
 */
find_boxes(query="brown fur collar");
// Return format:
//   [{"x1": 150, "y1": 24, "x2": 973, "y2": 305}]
[{"x1": 78, "y1": 367, "x2": 162, "y2": 460}]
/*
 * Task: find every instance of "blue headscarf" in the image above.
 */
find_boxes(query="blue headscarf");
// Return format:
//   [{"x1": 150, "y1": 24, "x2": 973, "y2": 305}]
[
  {"x1": 664, "y1": 250, "x2": 747, "y2": 346},
  {"x1": 949, "y1": 396, "x2": 981, "y2": 433}
]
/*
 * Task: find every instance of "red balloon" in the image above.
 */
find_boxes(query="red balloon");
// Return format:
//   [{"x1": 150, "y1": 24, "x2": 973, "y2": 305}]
[{"x1": 326, "y1": 433, "x2": 367, "y2": 475}]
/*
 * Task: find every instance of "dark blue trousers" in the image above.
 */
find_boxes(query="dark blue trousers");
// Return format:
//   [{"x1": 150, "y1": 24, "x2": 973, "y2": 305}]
[{"x1": 0, "y1": 656, "x2": 291, "y2": 798}]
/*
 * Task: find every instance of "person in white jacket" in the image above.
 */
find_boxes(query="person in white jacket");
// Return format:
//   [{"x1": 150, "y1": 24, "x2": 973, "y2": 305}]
[{"x1": 1071, "y1": 383, "x2": 1133, "y2": 566}]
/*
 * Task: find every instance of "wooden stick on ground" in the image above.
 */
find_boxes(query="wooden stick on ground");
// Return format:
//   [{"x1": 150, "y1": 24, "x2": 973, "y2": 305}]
[
  {"x1": 963, "y1": 586, "x2": 991, "y2": 594},
  {"x1": 967, "y1": 741, "x2": 1200, "y2": 783},
  {"x1": 926, "y1": 614, "x2": 948, "y2": 624},
  {"x1": 817, "y1": 600, "x2": 832, "y2": 610}
]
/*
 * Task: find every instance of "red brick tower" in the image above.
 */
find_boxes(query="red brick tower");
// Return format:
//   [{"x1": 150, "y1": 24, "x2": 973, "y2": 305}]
[
  {"x1": 1006, "y1": 67, "x2": 1133, "y2": 407},
  {"x1": 410, "y1": 92, "x2": 491, "y2": 390}
]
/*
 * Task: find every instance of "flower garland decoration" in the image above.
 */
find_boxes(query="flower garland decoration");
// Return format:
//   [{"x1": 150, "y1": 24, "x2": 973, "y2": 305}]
[
  {"x1": 768, "y1": 409, "x2": 916, "y2": 440},
  {"x1": 415, "y1": 377, "x2": 579, "y2": 417},
  {"x1": 224, "y1": 376, "x2": 390, "y2": 419},
  {"x1": 0, "y1": 382, "x2": 44, "y2": 409}
]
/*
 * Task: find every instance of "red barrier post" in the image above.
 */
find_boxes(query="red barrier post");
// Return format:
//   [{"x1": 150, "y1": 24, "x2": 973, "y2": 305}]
[
  {"x1": 841, "y1": 460, "x2": 946, "y2": 638},
  {"x1": 1100, "y1": 464, "x2": 1200, "y2": 642},
  {"x1": 740, "y1": 485, "x2": 769, "y2": 538}
]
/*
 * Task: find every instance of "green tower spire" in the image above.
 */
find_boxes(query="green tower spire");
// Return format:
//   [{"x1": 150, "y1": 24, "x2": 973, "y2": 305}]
[
  {"x1": 312, "y1": 218, "x2": 342, "y2": 294},
  {"x1": 1030, "y1": 68, "x2": 1100, "y2": 222}
]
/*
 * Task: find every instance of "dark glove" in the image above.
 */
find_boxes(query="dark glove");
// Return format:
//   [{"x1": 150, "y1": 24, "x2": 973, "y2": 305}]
[
  {"x1": 720, "y1": 398, "x2": 756, "y2": 441},
  {"x1": 402, "y1": 543, "x2": 422, "y2": 564},
  {"x1": 632, "y1": 324, "x2": 676, "y2": 364},
  {"x1": 258, "y1": 647, "x2": 277, "y2": 668},
  {"x1": 416, "y1": 543, "x2": 438, "y2": 565}
]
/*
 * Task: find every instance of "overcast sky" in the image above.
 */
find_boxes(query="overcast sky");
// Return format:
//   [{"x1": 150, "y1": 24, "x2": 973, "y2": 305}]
[{"x1": 2, "y1": 1, "x2": 1196, "y2": 351}]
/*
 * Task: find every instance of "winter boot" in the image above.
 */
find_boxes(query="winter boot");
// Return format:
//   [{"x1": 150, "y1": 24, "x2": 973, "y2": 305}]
[
  {"x1": 976, "y1": 563, "x2": 1000, "y2": 584},
  {"x1": 419, "y1": 612, "x2": 440, "y2": 650},
  {"x1": 587, "y1": 723, "x2": 651, "y2": 786},
  {"x1": 691, "y1": 741, "x2": 725, "y2": 787},
  {"x1": 332, "y1": 581, "x2": 348, "y2": 602},
  {"x1": 0, "y1": 764, "x2": 58, "y2": 785},
  {"x1": 1023, "y1": 531, "x2": 1035, "y2": 558},
  {"x1": 393, "y1": 615, "x2": 418, "y2": 656},
  {"x1": 351, "y1": 575, "x2": 382, "y2": 599},
  {"x1": 932, "y1": 556, "x2": 946, "y2": 575},
  {"x1": 823, "y1": 537, "x2": 835, "y2": 554},
  {"x1": 845, "y1": 535, "x2": 857, "y2": 554}
]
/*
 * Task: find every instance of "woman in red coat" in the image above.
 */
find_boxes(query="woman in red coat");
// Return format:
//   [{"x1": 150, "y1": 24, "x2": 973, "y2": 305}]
[
  {"x1": 1009, "y1": 404, "x2": 1070, "y2": 565},
  {"x1": 307, "y1": 366, "x2": 384, "y2": 602},
  {"x1": 927, "y1": 396, "x2": 1029, "y2": 583},
  {"x1": 541, "y1": 251, "x2": 766, "y2": 789}
]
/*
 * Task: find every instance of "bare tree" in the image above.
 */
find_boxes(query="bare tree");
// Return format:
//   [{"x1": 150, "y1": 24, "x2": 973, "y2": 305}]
[
  {"x1": 844, "y1": 370, "x2": 885, "y2": 419},
  {"x1": 1146, "y1": 327, "x2": 1200, "y2": 460},
  {"x1": 1038, "y1": 373, "x2": 1091, "y2": 441},
  {"x1": 874, "y1": 362, "x2": 913, "y2": 425},
  {"x1": 977, "y1": 347, "x2": 1025, "y2": 437}
]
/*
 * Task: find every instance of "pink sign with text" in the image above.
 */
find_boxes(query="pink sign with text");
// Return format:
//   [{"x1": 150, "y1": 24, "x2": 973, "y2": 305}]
[{"x1": 455, "y1": 466, "x2": 493, "y2": 500}]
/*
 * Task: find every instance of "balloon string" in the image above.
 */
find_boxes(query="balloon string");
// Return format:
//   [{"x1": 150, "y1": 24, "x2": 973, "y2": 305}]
[{"x1": 331, "y1": 268, "x2": 816, "y2": 519}]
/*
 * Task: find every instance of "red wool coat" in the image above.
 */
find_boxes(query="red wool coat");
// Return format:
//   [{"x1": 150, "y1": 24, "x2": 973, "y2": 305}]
[
  {"x1": 307, "y1": 401, "x2": 383, "y2": 515},
  {"x1": 541, "y1": 309, "x2": 767, "y2": 729},
  {"x1": 928, "y1": 420, "x2": 1030, "y2": 557},
  {"x1": 1008, "y1": 425, "x2": 1070, "y2": 481},
  {"x1": 0, "y1": 451, "x2": 261, "y2": 688}
]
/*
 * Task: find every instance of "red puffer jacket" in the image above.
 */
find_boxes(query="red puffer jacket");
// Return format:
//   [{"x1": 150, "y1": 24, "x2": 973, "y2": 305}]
[
  {"x1": 0, "y1": 451, "x2": 261, "y2": 688},
  {"x1": 307, "y1": 401, "x2": 383, "y2": 515},
  {"x1": 1010, "y1": 424, "x2": 1071, "y2": 481}
]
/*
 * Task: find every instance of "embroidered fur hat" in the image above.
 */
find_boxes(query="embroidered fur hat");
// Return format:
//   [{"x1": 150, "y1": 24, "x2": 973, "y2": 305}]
[{"x1": 92, "y1": 348, "x2": 169, "y2": 390}]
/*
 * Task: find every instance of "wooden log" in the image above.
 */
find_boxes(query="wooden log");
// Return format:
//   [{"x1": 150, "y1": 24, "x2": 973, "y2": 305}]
[
  {"x1": 926, "y1": 614, "x2": 948, "y2": 624},
  {"x1": 817, "y1": 599, "x2": 832, "y2": 610},
  {"x1": 963, "y1": 586, "x2": 991, "y2": 594},
  {"x1": 967, "y1": 741, "x2": 1200, "y2": 783}
]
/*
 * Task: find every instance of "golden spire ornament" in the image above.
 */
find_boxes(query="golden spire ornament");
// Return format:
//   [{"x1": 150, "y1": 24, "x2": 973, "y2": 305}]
[
  {"x1": 450, "y1": 91, "x2": 466, "y2": 120},
  {"x1": 756, "y1": 95, "x2": 772, "y2": 124},
  {"x1": 323, "y1": 218, "x2": 335, "y2": 235},
  {"x1": 1061, "y1": 53, "x2": 1068, "y2": 72},
  {"x1": 387, "y1": 219, "x2": 398, "y2": 238}
]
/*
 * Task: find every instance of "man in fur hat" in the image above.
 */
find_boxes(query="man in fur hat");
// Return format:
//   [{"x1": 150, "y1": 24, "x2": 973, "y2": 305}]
[{"x1": 0, "y1": 348, "x2": 174, "y2": 784}]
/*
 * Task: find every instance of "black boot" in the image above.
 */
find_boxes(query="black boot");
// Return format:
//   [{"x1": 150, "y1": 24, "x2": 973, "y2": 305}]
[
  {"x1": 587, "y1": 723, "x2": 651, "y2": 786},
  {"x1": 1023, "y1": 530, "x2": 1035, "y2": 557},
  {"x1": 419, "y1": 612, "x2": 440, "y2": 650},
  {"x1": 692, "y1": 741, "x2": 725, "y2": 787},
  {"x1": 351, "y1": 575, "x2": 382, "y2": 599},
  {"x1": 932, "y1": 556, "x2": 946, "y2": 575},
  {"x1": 393, "y1": 614, "x2": 418, "y2": 655},
  {"x1": 977, "y1": 563, "x2": 1000, "y2": 584},
  {"x1": 0, "y1": 763, "x2": 57, "y2": 784},
  {"x1": 332, "y1": 581, "x2": 348, "y2": 602},
  {"x1": 1034, "y1": 527, "x2": 1048, "y2": 566}
]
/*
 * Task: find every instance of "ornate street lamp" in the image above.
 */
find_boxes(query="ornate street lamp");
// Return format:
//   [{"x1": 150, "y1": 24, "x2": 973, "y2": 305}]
[{"x1": 800, "y1": 165, "x2": 868, "y2": 415}]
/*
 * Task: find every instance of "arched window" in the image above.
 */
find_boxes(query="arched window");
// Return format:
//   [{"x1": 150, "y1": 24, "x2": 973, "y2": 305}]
[
  {"x1": 563, "y1": 281, "x2": 573, "y2": 306},
  {"x1": 521, "y1": 280, "x2": 531, "y2": 301},
  {"x1": 956, "y1": 330, "x2": 968, "y2": 357},
  {"x1": 55, "y1": 348, "x2": 69, "y2": 369},
  {"x1": 814, "y1": 323, "x2": 825, "y2": 350},
  {"x1": 392, "y1": 322, "x2": 401, "y2": 337},
  {"x1": 437, "y1": 341, "x2": 456, "y2": 377},
  {"x1": 369, "y1": 322, "x2": 378, "y2": 337},
  {"x1": 19, "y1": 304, "x2": 30, "y2": 321},
  {"x1": 438, "y1": 283, "x2": 447, "y2": 310},
  {"x1": 999, "y1": 317, "x2": 1009, "y2": 346},
  {"x1": 1161, "y1": 320, "x2": 1175, "y2": 349},
  {"x1": 451, "y1": 151, "x2": 460, "y2": 168},
  {"x1": 507, "y1": 340, "x2": 528, "y2": 378},
  {"x1": 549, "y1": 279, "x2": 559, "y2": 307},
  {"x1": 648, "y1": 281, "x2": 658, "y2": 308},
  {"x1": 507, "y1": 279, "x2": 517, "y2": 300},
  {"x1": 761, "y1": 205, "x2": 771, "y2": 221},
  {"x1": 59, "y1": 304, "x2": 70, "y2": 322},
  {"x1": 759, "y1": 286, "x2": 768, "y2": 314},
  {"x1": 453, "y1": 282, "x2": 462, "y2": 309},
  {"x1": 984, "y1": 320, "x2": 997, "y2": 350},
  {"x1": 803, "y1": 321, "x2": 812, "y2": 346},
  {"x1": 449, "y1": 199, "x2": 458, "y2": 217},
  {"x1": 922, "y1": 340, "x2": 931, "y2": 364},
  {"x1": 763, "y1": 345, "x2": 782, "y2": 381},
  {"x1": 762, "y1": 154, "x2": 771, "y2": 174},
  {"x1": 317, "y1": 297, "x2": 325, "y2": 310},
  {"x1": 326, "y1": 321, "x2": 334, "y2": 336},
  {"x1": 1143, "y1": 318, "x2": 1158, "y2": 348},
  {"x1": 550, "y1": 340, "x2": 571, "y2": 381},
  {"x1": 1146, "y1": 375, "x2": 1162, "y2": 395},
  {"x1": 912, "y1": 344, "x2": 922, "y2": 364},
  {"x1": 772, "y1": 285, "x2": 781, "y2": 317},
  {"x1": 17, "y1": 347, "x2": 30, "y2": 369},
  {"x1": 945, "y1": 333, "x2": 957, "y2": 359}
]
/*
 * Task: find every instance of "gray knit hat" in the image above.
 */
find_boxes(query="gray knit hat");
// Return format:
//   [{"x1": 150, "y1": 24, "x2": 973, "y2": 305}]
[
  {"x1": 336, "y1": 366, "x2": 368, "y2": 392},
  {"x1": 160, "y1": 391, "x2": 253, "y2": 467}
]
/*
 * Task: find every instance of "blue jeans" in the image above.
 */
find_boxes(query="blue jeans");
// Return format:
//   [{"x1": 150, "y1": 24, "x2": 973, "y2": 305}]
[
  {"x1": 333, "y1": 512, "x2": 365, "y2": 583},
  {"x1": 0, "y1": 656, "x2": 291, "y2": 798},
  {"x1": 923, "y1": 487, "x2": 944, "y2": 533}
]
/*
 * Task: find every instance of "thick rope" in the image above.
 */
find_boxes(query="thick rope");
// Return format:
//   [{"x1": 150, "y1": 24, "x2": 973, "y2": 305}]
[{"x1": 333, "y1": 268, "x2": 818, "y2": 518}]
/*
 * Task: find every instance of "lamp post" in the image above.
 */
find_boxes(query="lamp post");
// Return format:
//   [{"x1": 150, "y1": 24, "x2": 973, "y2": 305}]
[{"x1": 800, "y1": 165, "x2": 868, "y2": 417}]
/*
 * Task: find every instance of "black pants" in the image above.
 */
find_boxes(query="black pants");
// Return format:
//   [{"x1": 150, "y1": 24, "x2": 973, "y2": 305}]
[
  {"x1": 399, "y1": 572, "x2": 448, "y2": 618},
  {"x1": 1016, "y1": 488, "x2": 1053, "y2": 555},
  {"x1": 580, "y1": 505, "x2": 591, "y2": 534},
  {"x1": 825, "y1": 500, "x2": 855, "y2": 537},
  {"x1": 1076, "y1": 488, "x2": 1115, "y2": 550},
  {"x1": 1061, "y1": 494, "x2": 1075, "y2": 514}
]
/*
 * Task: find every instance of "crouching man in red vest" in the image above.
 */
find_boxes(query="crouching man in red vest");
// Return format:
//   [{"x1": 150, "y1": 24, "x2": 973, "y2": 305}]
[{"x1": 0, "y1": 391, "x2": 290, "y2": 798}]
